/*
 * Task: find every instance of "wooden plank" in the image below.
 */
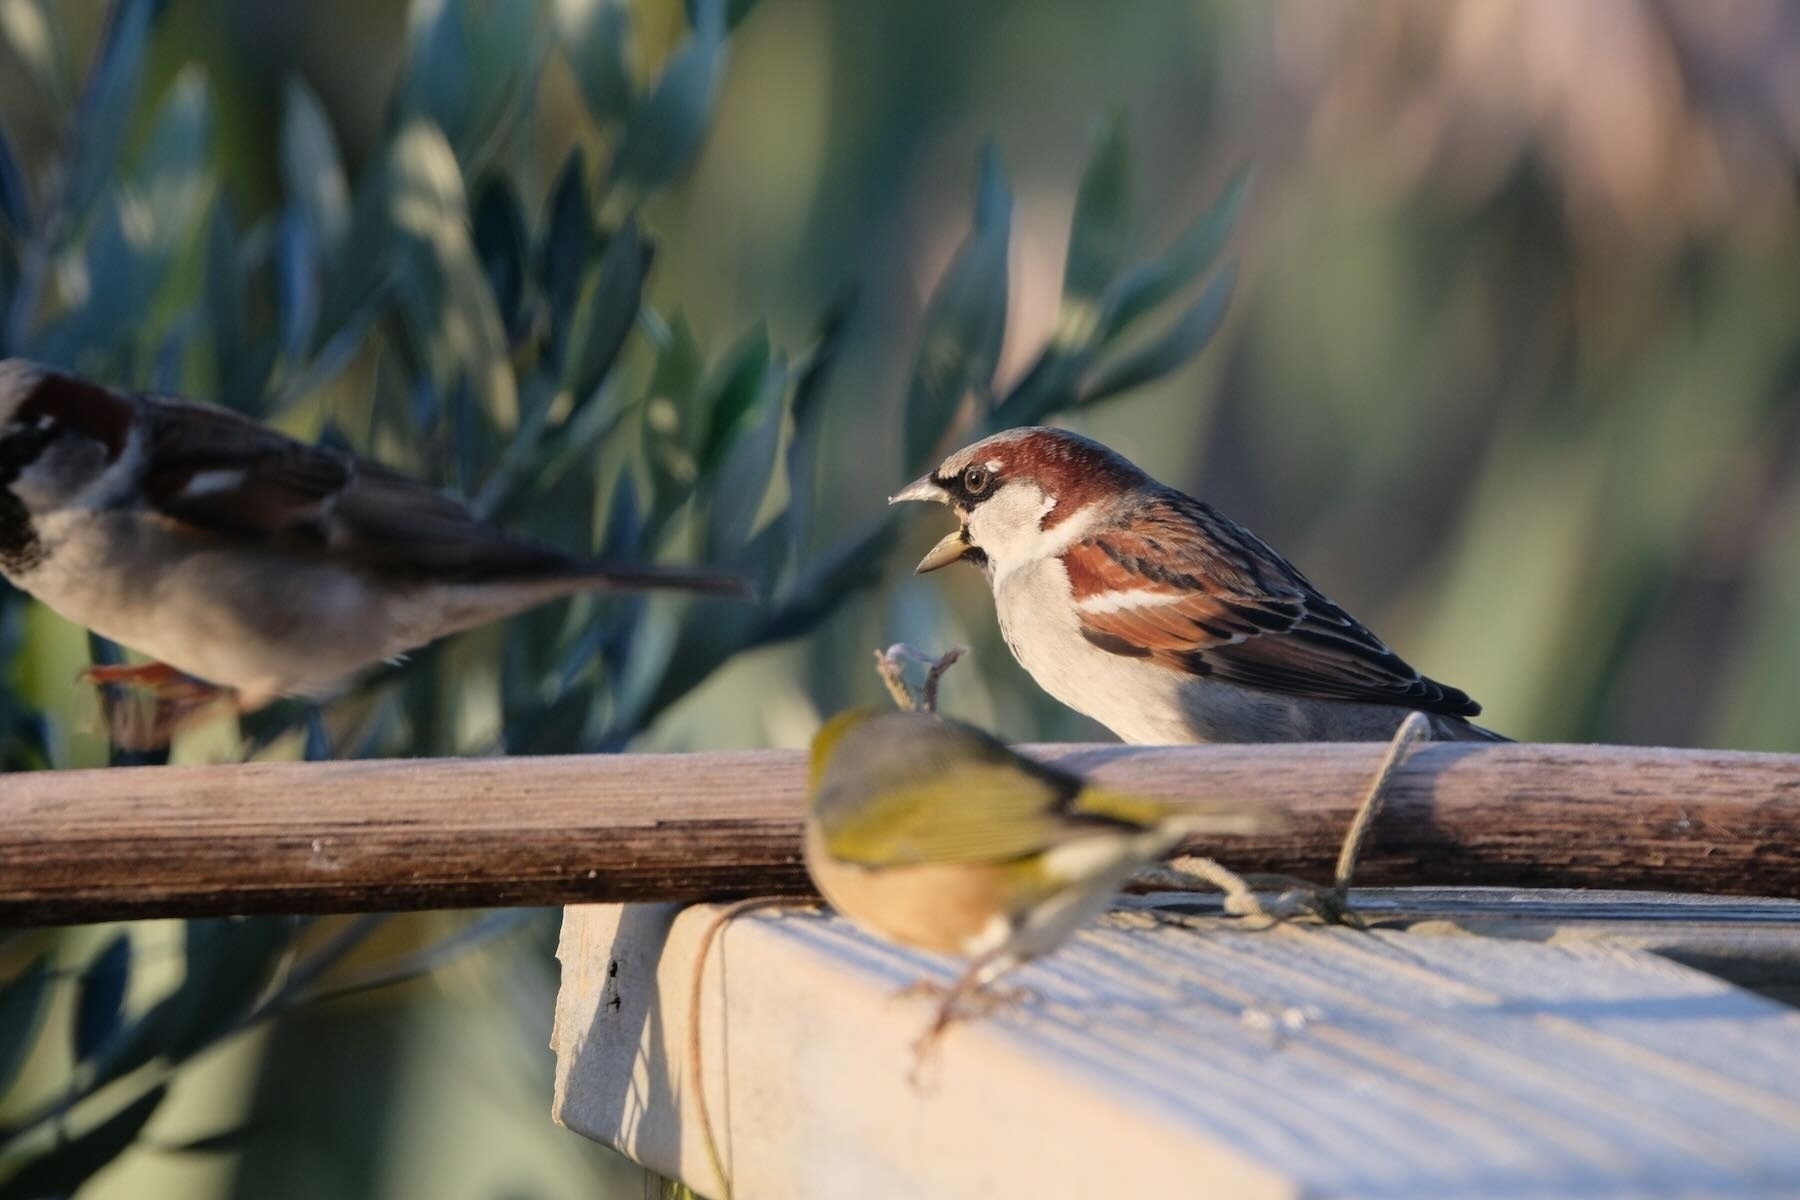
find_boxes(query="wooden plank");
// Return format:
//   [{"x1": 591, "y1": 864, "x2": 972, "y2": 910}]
[
  {"x1": 0, "y1": 743, "x2": 1797, "y2": 924},
  {"x1": 552, "y1": 896, "x2": 1800, "y2": 1199},
  {"x1": 1339, "y1": 887, "x2": 1800, "y2": 1006}
]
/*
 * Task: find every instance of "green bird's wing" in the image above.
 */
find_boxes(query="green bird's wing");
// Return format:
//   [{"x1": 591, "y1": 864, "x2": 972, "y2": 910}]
[{"x1": 811, "y1": 711, "x2": 1148, "y2": 868}]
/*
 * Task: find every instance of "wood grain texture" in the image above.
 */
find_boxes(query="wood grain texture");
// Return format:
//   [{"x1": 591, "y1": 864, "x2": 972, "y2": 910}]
[
  {"x1": 552, "y1": 896, "x2": 1800, "y2": 1199},
  {"x1": 1, "y1": 742, "x2": 1797, "y2": 925}
]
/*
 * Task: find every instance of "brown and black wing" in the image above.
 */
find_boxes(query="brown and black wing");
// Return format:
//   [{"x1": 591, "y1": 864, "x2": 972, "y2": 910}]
[
  {"x1": 1064, "y1": 492, "x2": 1481, "y2": 718},
  {"x1": 138, "y1": 395, "x2": 562, "y2": 576},
  {"x1": 140, "y1": 395, "x2": 746, "y2": 592}
]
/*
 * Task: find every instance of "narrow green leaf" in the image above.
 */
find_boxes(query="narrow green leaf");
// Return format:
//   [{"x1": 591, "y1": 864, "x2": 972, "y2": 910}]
[
  {"x1": 648, "y1": 311, "x2": 706, "y2": 423},
  {"x1": 0, "y1": 953, "x2": 51, "y2": 1097},
  {"x1": 152, "y1": 1122, "x2": 262, "y2": 1155},
  {"x1": 0, "y1": 1084, "x2": 166, "y2": 1200},
  {"x1": 471, "y1": 174, "x2": 528, "y2": 337},
  {"x1": 564, "y1": 218, "x2": 653, "y2": 403},
  {"x1": 539, "y1": 150, "x2": 597, "y2": 364},
  {"x1": 902, "y1": 142, "x2": 1010, "y2": 471},
  {"x1": 628, "y1": 597, "x2": 760, "y2": 730},
  {"x1": 385, "y1": 121, "x2": 517, "y2": 438},
  {"x1": 171, "y1": 919, "x2": 295, "y2": 1060},
  {"x1": 310, "y1": 142, "x2": 400, "y2": 343},
  {"x1": 557, "y1": 0, "x2": 634, "y2": 124},
  {"x1": 205, "y1": 201, "x2": 244, "y2": 363},
  {"x1": 785, "y1": 292, "x2": 855, "y2": 558},
  {"x1": 398, "y1": 0, "x2": 471, "y2": 149},
  {"x1": 604, "y1": 0, "x2": 726, "y2": 191},
  {"x1": 133, "y1": 66, "x2": 215, "y2": 222},
  {"x1": 398, "y1": 0, "x2": 549, "y2": 170},
  {"x1": 601, "y1": 466, "x2": 643, "y2": 559},
  {"x1": 32, "y1": 67, "x2": 216, "y2": 363},
  {"x1": 700, "y1": 325, "x2": 771, "y2": 472},
  {"x1": 526, "y1": 376, "x2": 637, "y2": 500},
  {"x1": 61, "y1": 0, "x2": 156, "y2": 221},
  {"x1": 89, "y1": 918, "x2": 293, "y2": 1088},
  {"x1": 639, "y1": 312, "x2": 707, "y2": 515},
  {"x1": 989, "y1": 345, "x2": 1082, "y2": 429},
  {"x1": 751, "y1": 521, "x2": 896, "y2": 648},
  {"x1": 205, "y1": 200, "x2": 249, "y2": 396},
  {"x1": 0, "y1": 117, "x2": 30, "y2": 237},
  {"x1": 73, "y1": 933, "x2": 132, "y2": 1064},
  {"x1": 290, "y1": 911, "x2": 536, "y2": 1005},
  {"x1": 458, "y1": 0, "x2": 551, "y2": 169},
  {"x1": 707, "y1": 361, "x2": 784, "y2": 556},
  {"x1": 274, "y1": 211, "x2": 321, "y2": 366},
  {"x1": 1095, "y1": 167, "x2": 1248, "y2": 344},
  {"x1": 281, "y1": 77, "x2": 351, "y2": 260},
  {"x1": 1062, "y1": 114, "x2": 1132, "y2": 309},
  {"x1": 1080, "y1": 261, "x2": 1235, "y2": 405}
]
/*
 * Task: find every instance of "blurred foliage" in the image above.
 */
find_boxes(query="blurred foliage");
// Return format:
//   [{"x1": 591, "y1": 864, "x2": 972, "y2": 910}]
[{"x1": 0, "y1": 0, "x2": 1245, "y2": 1195}]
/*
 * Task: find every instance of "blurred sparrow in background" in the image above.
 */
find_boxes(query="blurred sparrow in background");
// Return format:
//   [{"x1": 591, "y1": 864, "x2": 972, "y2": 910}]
[
  {"x1": 0, "y1": 360, "x2": 748, "y2": 742},
  {"x1": 893, "y1": 426, "x2": 1503, "y2": 744},
  {"x1": 805, "y1": 707, "x2": 1281, "y2": 1045}
]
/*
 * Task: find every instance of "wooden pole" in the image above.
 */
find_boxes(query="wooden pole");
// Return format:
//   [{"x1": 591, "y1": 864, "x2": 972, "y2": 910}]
[{"x1": 0, "y1": 742, "x2": 1796, "y2": 925}]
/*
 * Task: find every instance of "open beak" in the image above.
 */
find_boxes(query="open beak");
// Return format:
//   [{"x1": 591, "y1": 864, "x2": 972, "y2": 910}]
[
  {"x1": 913, "y1": 528, "x2": 972, "y2": 574},
  {"x1": 887, "y1": 474, "x2": 948, "y2": 506},
  {"x1": 888, "y1": 473, "x2": 974, "y2": 574}
]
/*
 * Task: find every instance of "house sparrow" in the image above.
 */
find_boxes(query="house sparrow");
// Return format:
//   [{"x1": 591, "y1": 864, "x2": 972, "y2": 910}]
[
  {"x1": 891, "y1": 427, "x2": 1504, "y2": 743},
  {"x1": 806, "y1": 707, "x2": 1280, "y2": 1044},
  {"x1": 0, "y1": 359, "x2": 748, "y2": 737}
]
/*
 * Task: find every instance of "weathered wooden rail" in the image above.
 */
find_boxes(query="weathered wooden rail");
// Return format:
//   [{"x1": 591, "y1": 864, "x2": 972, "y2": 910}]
[
  {"x1": 0, "y1": 742, "x2": 1796, "y2": 924},
  {"x1": 557, "y1": 891, "x2": 1800, "y2": 1199}
]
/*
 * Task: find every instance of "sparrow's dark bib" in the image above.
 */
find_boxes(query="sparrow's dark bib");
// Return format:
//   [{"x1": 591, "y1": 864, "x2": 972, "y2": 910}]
[
  {"x1": 0, "y1": 425, "x2": 55, "y2": 575},
  {"x1": 0, "y1": 489, "x2": 43, "y2": 575},
  {"x1": 14, "y1": 373, "x2": 132, "y2": 461}
]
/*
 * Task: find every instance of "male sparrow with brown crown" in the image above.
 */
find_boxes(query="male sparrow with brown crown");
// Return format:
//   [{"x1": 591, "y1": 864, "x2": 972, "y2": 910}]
[
  {"x1": 0, "y1": 359, "x2": 748, "y2": 736},
  {"x1": 891, "y1": 426, "x2": 1504, "y2": 744}
]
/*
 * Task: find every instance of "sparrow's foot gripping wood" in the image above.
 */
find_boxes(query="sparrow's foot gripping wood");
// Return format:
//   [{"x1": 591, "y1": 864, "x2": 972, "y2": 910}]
[
  {"x1": 79, "y1": 661, "x2": 235, "y2": 751},
  {"x1": 892, "y1": 975, "x2": 1035, "y2": 1015},
  {"x1": 907, "y1": 951, "x2": 1025, "y2": 1080}
]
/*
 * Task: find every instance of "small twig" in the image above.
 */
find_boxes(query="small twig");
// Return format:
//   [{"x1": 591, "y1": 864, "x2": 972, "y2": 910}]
[
  {"x1": 917, "y1": 646, "x2": 965, "y2": 714},
  {"x1": 1334, "y1": 711, "x2": 1431, "y2": 906},
  {"x1": 1139, "y1": 712, "x2": 1434, "y2": 928},
  {"x1": 873, "y1": 643, "x2": 968, "y2": 714},
  {"x1": 1154, "y1": 855, "x2": 1266, "y2": 919},
  {"x1": 873, "y1": 649, "x2": 917, "y2": 712}
]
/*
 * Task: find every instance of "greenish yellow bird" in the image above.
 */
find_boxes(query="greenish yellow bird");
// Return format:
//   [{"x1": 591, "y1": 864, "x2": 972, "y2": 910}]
[{"x1": 805, "y1": 708, "x2": 1281, "y2": 1038}]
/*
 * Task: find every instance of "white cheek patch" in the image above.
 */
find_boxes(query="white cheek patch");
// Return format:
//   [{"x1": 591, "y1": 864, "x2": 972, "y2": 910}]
[
  {"x1": 967, "y1": 484, "x2": 1102, "y2": 581},
  {"x1": 966, "y1": 485, "x2": 1054, "y2": 571},
  {"x1": 180, "y1": 468, "x2": 248, "y2": 497}
]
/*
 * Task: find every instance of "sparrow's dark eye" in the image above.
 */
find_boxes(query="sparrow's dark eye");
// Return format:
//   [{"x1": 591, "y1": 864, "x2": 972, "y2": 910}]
[{"x1": 962, "y1": 464, "x2": 993, "y2": 495}]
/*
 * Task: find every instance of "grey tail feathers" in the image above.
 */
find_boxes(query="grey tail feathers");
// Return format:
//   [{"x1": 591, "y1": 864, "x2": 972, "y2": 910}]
[
  {"x1": 566, "y1": 559, "x2": 755, "y2": 599},
  {"x1": 445, "y1": 545, "x2": 753, "y2": 599},
  {"x1": 1438, "y1": 715, "x2": 1512, "y2": 743}
]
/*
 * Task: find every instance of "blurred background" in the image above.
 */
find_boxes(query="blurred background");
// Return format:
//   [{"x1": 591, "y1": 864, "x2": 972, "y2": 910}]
[{"x1": 0, "y1": 0, "x2": 1796, "y2": 1196}]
